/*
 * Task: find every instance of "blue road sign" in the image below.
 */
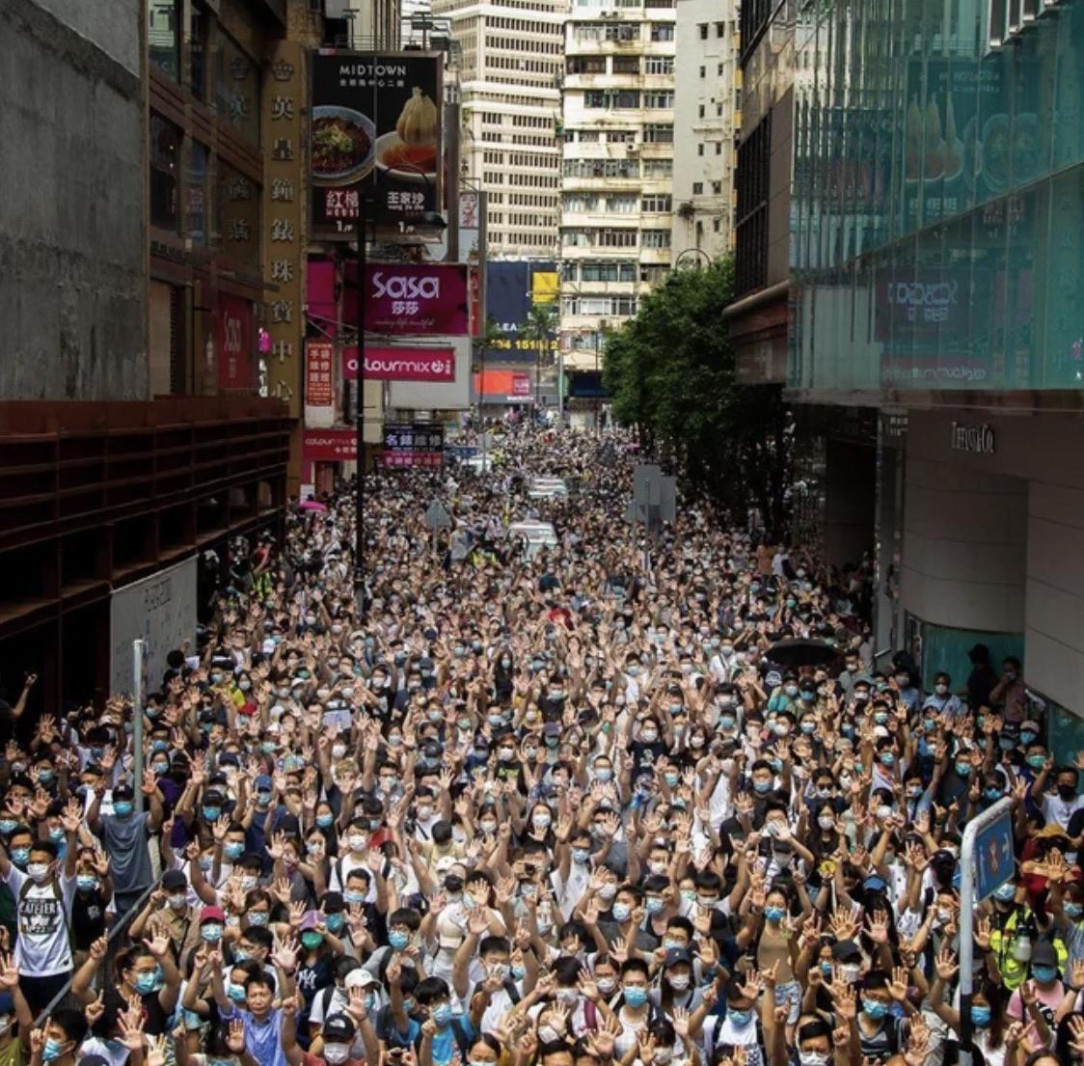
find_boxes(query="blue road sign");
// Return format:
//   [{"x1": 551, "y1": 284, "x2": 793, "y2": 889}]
[{"x1": 973, "y1": 810, "x2": 1014, "y2": 901}]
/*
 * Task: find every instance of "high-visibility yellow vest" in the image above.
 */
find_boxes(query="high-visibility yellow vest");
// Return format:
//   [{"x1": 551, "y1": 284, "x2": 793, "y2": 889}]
[{"x1": 989, "y1": 908, "x2": 1068, "y2": 989}]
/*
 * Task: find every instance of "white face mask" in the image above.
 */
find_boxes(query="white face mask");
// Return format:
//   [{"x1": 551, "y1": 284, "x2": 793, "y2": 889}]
[
  {"x1": 798, "y1": 1052, "x2": 830, "y2": 1066},
  {"x1": 323, "y1": 1045, "x2": 350, "y2": 1065}
]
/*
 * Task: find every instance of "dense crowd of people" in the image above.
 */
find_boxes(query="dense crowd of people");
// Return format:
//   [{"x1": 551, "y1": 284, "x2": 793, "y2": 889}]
[{"x1": 0, "y1": 427, "x2": 1082, "y2": 1066}]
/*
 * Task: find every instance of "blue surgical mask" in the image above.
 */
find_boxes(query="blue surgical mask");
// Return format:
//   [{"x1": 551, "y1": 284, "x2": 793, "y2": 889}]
[
  {"x1": 247, "y1": 912, "x2": 269, "y2": 927},
  {"x1": 764, "y1": 905, "x2": 785, "y2": 922},
  {"x1": 612, "y1": 902, "x2": 631, "y2": 922},
  {"x1": 753, "y1": 780, "x2": 772, "y2": 794},
  {"x1": 970, "y1": 1006, "x2": 992, "y2": 1028},
  {"x1": 1065, "y1": 902, "x2": 1084, "y2": 920},
  {"x1": 862, "y1": 999, "x2": 888, "y2": 1019},
  {"x1": 572, "y1": 848, "x2": 591, "y2": 864},
  {"x1": 389, "y1": 930, "x2": 410, "y2": 950},
  {"x1": 623, "y1": 986, "x2": 648, "y2": 1008},
  {"x1": 645, "y1": 897, "x2": 664, "y2": 915},
  {"x1": 325, "y1": 914, "x2": 345, "y2": 934},
  {"x1": 226, "y1": 981, "x2": 247, "y2": 1003},
  {"x1": 202, "y1": 806, "x2": 222, "y2": 822},
  {"x1": 114, "y1": 801, "x2": 133, "y2": 818},
  {"x1": 224, "y1": 842, "x2": 245, "y2": 860},
  {"x1": 10, "y1": 848, "x2": 29, "y2": 867},
  {"x1": 1032, "y1": 964, "x2": 1057, "y2": 983},
  {"x1": 954, "y1": 762, "x2": 971, "y2": 778},
  {"x1": 48, "y1": 827, "x2": 65, "y2": 843},
  {"x1": 42, "y1": 1039, "x2": 67, "y2": 1063},
  {"x1": 994, "y1": 883, "x2": 1016, "y2": 902},
  {"x1": 77, "y1": 875, "x2": 98, "y2": 892},
  {"x1": 316, "y1": 813, "x2": 334, "y2": 828},
  {"x1": 136, "y1": 968, "x2": 162, "y2": 994},
  {"x1": 202, "y1": 923, "x2": 223, "y2": 942},
  {"x1": 728, "y1": 1008, "x2": 754, "y2": 1027},
  {"x1": 432, "y1": 1003, "x2": 453, "y2": 1026},
  {"x1": 0, "y1": 820, "x2": 17, "y2": 836}
]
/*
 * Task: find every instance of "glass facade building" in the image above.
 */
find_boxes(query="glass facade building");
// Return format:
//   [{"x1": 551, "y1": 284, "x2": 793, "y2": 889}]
[{"x1": 788, "y1": 0, "x2": 1084, "y2": 394}]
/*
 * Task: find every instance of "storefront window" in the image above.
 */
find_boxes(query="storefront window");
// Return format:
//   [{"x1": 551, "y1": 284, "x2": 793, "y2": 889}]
[
  {"x1": 212, "y1": 29, "x2": 261, "y2": 147},
  {"x1": 216, "y1": 160, "x2": 261, "y2": 271},
  {"x1": 147, "y1": 0, "x2": 182, "y2": 80},
  {"x1": 150, "y1": 113, "x2": 182, "y2": 232},
  {"x1": 188, "y1": 142, "x2": 210, "y2": 246}
]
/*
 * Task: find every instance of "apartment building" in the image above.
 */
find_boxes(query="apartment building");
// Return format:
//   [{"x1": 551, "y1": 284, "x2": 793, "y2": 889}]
[
  {"x1": 431, "y1": 0, "x2": 568, "y2": 256},
  {"x1": 671, "y1": 0, "x2": 740, "y2": 261},
  {"x1": 559, "y1": 3, "x2": 677, "y2": 371}
]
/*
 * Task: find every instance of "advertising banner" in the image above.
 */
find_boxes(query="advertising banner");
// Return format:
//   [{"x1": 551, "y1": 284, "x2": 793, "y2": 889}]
[
  {"x1": 382, "y1": 422, "x2": 444, "y2": 468},
  {"x1": 344, "y1": 345, "x2": 456, "y2": 382},
  {"x1": 310, "y1": 52, "x2": 442, "y2": 238},
  {"x1": 303, "y1": 429, "x2": 357, "y2": 461},
  {"x1": 364, "y1": 264, "x2": 469, "y2": 335},
  {"x1": 304, "y1": 341, "x2": 335, "y2": 428},
  {"x1": 484, "y1": 261, "x2": 557, "y2": 357},
  {"x1": 389, "y1": 336, "x2": 471, "y2": 409},
  {"x1": 217, "y1": 295, "x2": 253, "y2": 390}
]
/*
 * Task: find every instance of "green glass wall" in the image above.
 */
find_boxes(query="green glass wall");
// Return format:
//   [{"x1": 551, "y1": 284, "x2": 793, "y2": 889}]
[{"x1": 789, "y1": 0, "x2": 1084, "y2": 392}]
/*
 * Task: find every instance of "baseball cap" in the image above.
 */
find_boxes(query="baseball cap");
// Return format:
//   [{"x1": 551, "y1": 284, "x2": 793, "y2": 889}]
[
  {"x1": 322, "y1": 1015, "x2": 356, "y2": 1043},
  {"x1": 344, "y1": 969, "x2": 376, "y2": 990},
  {"x1": 1032, "y1": 939, "x2": 1058, "y2": 966},
  {"x1": 299, "y1": 910, "x2": 321, "y2": 932},
  {"x1": 832, "y1": 939, "x2": 862, "y2": 962},
  {"x1": 663, "y1": 947, "x2": 692, "y2": 967},
  {"x1": 200, "y1": 905, "x2": 226, "y2": 924},
  {"x1": 162, "y1": 870, "x2": 187, "y2": 892},
  {"x1": 255, "y1": 774, "x2": 273, "y2": 791}
]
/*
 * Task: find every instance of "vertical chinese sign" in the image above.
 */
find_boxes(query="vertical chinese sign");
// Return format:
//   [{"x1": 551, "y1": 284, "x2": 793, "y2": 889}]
[
  {"x1": 262, "y1": 43, "x2": 306, "y2": 486},
  {"x1": 304, "y1": 341, "x2": 335, "y2": 428}
]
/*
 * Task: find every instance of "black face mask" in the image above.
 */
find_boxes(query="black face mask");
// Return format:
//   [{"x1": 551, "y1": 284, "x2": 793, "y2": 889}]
[
  {"x1": 444, "y1": 875, "x2": 463, "y2": 894},
  {"x1": 1058, "y1": 784, "x2": 1078, "y2": 800}
]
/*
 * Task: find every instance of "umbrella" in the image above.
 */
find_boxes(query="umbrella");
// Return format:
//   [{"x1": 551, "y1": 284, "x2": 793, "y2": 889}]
[
  {"x1": 766, "y1": 637, "x2": 839, "y2": 668},
  {"x1": 299, "y1": 500, "x2": 327, "y2": 512}
]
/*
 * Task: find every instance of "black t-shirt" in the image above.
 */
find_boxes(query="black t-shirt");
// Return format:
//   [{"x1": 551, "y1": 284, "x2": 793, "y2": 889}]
[{"x1": 71, "y1": 887, "x2": 109, "y2": 949}]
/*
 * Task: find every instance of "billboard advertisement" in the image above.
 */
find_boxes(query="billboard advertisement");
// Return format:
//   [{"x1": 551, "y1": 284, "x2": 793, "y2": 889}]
[
  {"x1": 382, "y1": 422, "x2": 444, "y2": 468},
  {"x1": 484, "y1": 261, "x2": 557, "y2": 358},
  {"x1": 303, "y1": 429, "x2": 357, "y2": 461},
  {"x1": 388, "y1": 337, "x2": 471, "y2": 409},
  {"x1": 310, "y1": 52, "x2": 442, "y2": 238},
  {"x1": 304, "y1": 341, "x2": 335, "y2": 428},
  {"x1": 363, "y1": 264, "x2": 469, "y2": 335},
  {"x1": 343, "y1": 345, "x2": 456, "y2": 382}
]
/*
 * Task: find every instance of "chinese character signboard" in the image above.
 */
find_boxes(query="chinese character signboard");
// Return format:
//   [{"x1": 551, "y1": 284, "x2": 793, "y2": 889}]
[
  {"x1": 303, "y1": 429, "x2": 357, "y2": 462},
  {"x1": 382, "y1": 422, "x2": 444, "y2": 468},
  {"x1": 218, "y1": 295, "x2": 254, "y2": 390},
  {"x1": 304, "y1": 341, "x2": 335, "y2": 429},
  {"x1": 364, "y1": 264, "x2": 468, "y2": 335},
  {"x1": 344, "y1": 345, "x2": 456, "y2": 382},
  {"x1": 311, "y1": 52, "x2": 443, "y2": 238},
  {"x1": 262, "y1": 41, "x2": 305, "y2": 418}
]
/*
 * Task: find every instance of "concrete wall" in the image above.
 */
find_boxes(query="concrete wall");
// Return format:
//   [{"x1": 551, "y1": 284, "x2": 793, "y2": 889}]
[
  {"x1": 903, "y1": 410, "x2": 1084, "y2": 715},
  {"x1": 0, "y1": 0, "x2": 147, "y2": 400}
]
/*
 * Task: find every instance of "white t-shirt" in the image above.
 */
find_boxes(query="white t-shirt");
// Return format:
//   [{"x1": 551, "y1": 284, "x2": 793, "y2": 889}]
[{"x1": 6, "y1": 867, "x2": 77, "y2": 976}]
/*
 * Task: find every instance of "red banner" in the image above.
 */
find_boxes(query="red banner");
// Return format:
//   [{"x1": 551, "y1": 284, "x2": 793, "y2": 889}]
[
  {"x1": 343, "y1": 345, "x2": 455, "y2": 382},
  {"x1": 305, "y1": 342, "x2": 334, "y2": 407},
  {"x1": 364, "y1": 264, "x2": 469, "y2": 336},
  {"x1": 217, "y1": 295, "x2": 253, "y2": 390},
  {"x1": 303, "y1": 429, "x2": 357, "y2": 461},
  {"x1": 512, "y1": 373, "x2": 532, "y2": 396}
]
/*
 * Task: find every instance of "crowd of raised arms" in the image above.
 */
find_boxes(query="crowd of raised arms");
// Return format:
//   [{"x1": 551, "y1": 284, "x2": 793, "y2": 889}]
[{"x1": 0, "y1": 426, "x2": 1082, "y2": 1066}]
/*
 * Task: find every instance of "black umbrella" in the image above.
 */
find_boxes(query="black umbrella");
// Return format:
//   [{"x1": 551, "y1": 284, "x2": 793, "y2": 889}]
[{"x1": 766, "y1": 637, "x2": 840, "y2": 668}]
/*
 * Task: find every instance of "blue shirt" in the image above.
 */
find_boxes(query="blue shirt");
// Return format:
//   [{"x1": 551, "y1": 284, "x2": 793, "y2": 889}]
[
  {"x1": 430, "y1": 1016, "x2": 473, "y2": 1066},
  {"x1": 222, "y1": 1006, "x2": 285, "y2": 1066}
]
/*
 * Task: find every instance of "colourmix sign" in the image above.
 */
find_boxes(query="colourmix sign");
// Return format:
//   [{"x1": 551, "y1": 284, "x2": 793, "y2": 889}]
[
  {"x1": 344, "y1": 345, "x2": 456, "y2": 382},
  {"x1": 310, "y1": 51, "x2": 442, "y2": 238}
]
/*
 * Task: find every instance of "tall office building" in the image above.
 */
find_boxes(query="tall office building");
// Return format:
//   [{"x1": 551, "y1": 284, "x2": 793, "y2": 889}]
[
  {"x1": 671, "y1": 0, "x2": 740, "y2": 262},
  {"x1": 558, "y1": 4, "x2": 677, "y2": 372},
  {"x1": 431, "y1": 0, "x2": 568, "y2": 256}
]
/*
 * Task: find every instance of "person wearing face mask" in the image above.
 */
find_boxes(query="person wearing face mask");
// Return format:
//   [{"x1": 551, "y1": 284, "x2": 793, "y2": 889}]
[
  {"x1": 26, "y1": 1009, "x2": 86, "y2": 1066},
  {"x1": 922, "y1": 672, "x2": 963, "y2": 719},
  {"x1": 854, "y1": 971, "x2": 901, "y2": 1063},
  {"x1": 928, "y1": 956, "x2": 1011, "y2": 1066},
  {"x1": 86, "y1": 778, "x2": 163, "y2": 918},
  {"x1": 415, "y1": 976, "x2": 475, "y2": 1066},
  {"x1": 1006, "y1": 939, "x2": 1065, "y2": 1031},
  {"x1": 127, "y1": 869, "x2": 199, "y2": 966},
  {"x1": 1031, "y1": 764, "x2": 1084, "y2": 833},
  {"x1": 0, "y1": 834, "x2": 78, "y2": 1015}
]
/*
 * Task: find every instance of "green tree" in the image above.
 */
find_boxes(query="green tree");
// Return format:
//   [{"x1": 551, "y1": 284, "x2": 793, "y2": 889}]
[
  {"x1": 601, "y1": 257, "x2": 793, "y2": 539},
  {"x1": 473, "y1": 314, "x2": 505, "y2": 374},
  {"x1": 522, "y1": 302, "x2": 557, "y2": 408}
]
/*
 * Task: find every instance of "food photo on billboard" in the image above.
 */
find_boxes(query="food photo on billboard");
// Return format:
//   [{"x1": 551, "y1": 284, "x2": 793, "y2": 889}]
[{"x1": 310, "y1": 52, "x2": 443, "y2": 237}]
